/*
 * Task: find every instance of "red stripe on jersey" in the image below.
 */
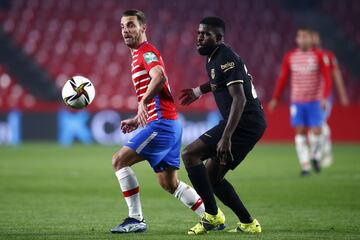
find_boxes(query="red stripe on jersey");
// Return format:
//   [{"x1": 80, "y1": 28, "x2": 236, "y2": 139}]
[{"x1": 122, "y1": 187, "x2": 139, "y2": 197}]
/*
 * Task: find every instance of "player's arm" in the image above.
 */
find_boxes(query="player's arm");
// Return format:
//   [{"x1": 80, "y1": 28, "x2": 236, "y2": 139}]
[
  {"x1": 318, "y1": 53, "x2": 332, "y2": 109},
  {"x1": 137, "y1": 65, "x2": 166, "y2": 126},
  {"x1": 217, "y1": 83, "x2": 246, "y2": 165},
  {"x1": 268, "y1": 53, "x2": 290, "y2": 112},
  {"x1": 179, "y1": 82, "x2": 212, "y2": 106},
  {"x1": 332, "y1": 59, "x2": 349, "y2": 106}
]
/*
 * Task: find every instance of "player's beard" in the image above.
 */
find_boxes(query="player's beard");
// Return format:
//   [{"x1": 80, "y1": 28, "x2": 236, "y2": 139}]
[
  {"x1": 125, "y1": 33, "x2": 141, "y2": 49},
  {"x1": 197, "y1": 44, "x2": 218, "y2": 56}
]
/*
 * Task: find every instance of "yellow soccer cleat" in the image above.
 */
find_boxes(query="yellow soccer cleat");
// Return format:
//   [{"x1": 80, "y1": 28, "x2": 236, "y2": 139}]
[
  {"x1": 188, "y1": 208, "x2": 226, "y2": 235},
  {"x1": 228, "y1": 219, "x2": 261, "y2": 233}
]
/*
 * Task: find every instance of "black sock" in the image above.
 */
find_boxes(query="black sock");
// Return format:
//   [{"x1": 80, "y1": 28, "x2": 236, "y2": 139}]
[
  {"x1": 186, "y1": 164, "x2": 218, "y2": 215},
  {"x1": 213, "y1": 179, "x2": 252, "y2": 223}
]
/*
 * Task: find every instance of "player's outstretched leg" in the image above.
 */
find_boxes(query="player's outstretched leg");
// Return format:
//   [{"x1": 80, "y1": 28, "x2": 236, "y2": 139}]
[
  {"x1": 156, "y1": 168, "x2": 205, "y2": 218},
  {"x1": 182, "y1": 139, "x2": 226, "y2": 235},
  {"x1": 206, "y1": 159, "x2": 261, "y2": 233},
  {"x1": 111, "y1": 147, "x2": 147, "y2": 234}
]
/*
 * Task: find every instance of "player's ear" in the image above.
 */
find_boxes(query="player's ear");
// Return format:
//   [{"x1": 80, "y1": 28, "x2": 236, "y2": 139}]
[
  {"x1": 141, "y1": 23, "x2": 147, "y2": 33},
  {"x1": 216, "y1": 34, "x2": 223, "y2": 42}
]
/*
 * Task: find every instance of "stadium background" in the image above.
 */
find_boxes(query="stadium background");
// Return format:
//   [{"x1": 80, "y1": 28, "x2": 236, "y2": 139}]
[
  {"x1": 1, "y1": 1, "x2": 360, "y2": 240},
  {"x1": 0, "y1": 0, "x2": 359, "y2": 145}
]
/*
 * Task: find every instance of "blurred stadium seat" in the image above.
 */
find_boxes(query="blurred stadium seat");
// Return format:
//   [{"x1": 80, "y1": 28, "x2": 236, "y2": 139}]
[{"x1": 0, "y1": 0, "x2": 358, "y2": 111}]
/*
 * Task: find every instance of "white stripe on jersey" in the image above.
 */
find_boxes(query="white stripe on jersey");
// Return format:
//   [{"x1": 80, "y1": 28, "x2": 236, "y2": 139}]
[
  {"x1": 132, "y1": 54, "x2": 138, "y2": 58},
  {"x1": 147, "y1": 108, "x2": 157, "y2": 114},
  {"x1": 134, "y1": 78, "x2": 150, "y2": 86},
  {"x1": 147, "y1": 102, "x2": 155, "y2": 107},
  {"x1": 136, "y1": 85, "x2": 148, "y2": 92},
  {"x1": 147, "y1": 112, "x2": 158, "y2": 120},
  {"x1": 132, "y1": 65, "x2": 140, "y2": 71},
  {"x1": 132, "y1": 70, "x2": 147, "y2": 79}
]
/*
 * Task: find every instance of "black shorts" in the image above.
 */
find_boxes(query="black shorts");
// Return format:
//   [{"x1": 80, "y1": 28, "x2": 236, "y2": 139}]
[{"x1": 199, "y1": 112, "x2": 266, "y2": 170}]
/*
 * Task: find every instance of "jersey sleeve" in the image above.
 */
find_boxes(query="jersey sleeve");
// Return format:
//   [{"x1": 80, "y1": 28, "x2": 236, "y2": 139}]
[
  {"x1": 142, "y1": 48, "x2": 162, "y2": 73},
  {"x1": 328, "y1": 51, "x2": 339, "y2": 71},
  {"x1": 220, "y1": 50, "x2": 247, "y2": 87},
  {"x1": 317, "y1": 51, "x2": 332, "y2": 98},
  {"x1": 272, "y1": 52, "x2": 290, "y2": 100}
]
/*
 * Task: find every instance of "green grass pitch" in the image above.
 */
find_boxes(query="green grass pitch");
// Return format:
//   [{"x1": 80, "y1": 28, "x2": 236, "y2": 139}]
[{"x1": 0, "y1": 143, "x2": 359, "y2": 240}]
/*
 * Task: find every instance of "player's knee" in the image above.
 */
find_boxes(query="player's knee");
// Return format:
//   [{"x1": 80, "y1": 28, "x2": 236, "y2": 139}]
[
  {"x1": 181, "y1": 147, "x2": 194, "y2": 167},
  {"x1": 159, "y1": 180, "x2": 177, "y2": 194},
  {"x1": 112, "y1": 152, "x2": 127, "y2": 171}
]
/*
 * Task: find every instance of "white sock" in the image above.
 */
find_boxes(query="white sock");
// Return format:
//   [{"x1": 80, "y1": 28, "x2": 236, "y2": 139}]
[
  {"x1": 173, "y1": 181, "x2": 205, "y2": 218},
  {"x1": 309, "y1": 133, "x2": 323, "y2": 161},
  {"x1": 295, "y1": 134, "x2": 310, "y2": 171},
  {"x1": 322, "y1": 123, "x2": 332, "y2": 158},
  {"x1": 115, "y1": 167, "x2": 143, "y2": 221}
]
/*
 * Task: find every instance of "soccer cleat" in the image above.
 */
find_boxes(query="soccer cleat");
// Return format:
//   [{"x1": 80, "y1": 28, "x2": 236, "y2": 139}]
[
  {"x1": 188, "y1": 208, "x2": 226, "y2": 235},
  {"x1": 228, "y1": 219, "x2": 261, "y2": 233},
  {"x1": 300, "y1": 170, "x2": 310, "y2": 177},
  {"x1": 311, "y1": 159, "x2": 321, "y2": 173},
  {"x1": 111, "y1": 217, "x2": 147, "y2": 233},
  {"x1": 321, "y1": 154, "x2": 333, "y2": 168}
]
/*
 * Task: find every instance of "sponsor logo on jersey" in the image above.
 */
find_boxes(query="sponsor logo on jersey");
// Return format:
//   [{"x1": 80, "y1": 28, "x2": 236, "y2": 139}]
[
  {"x1": 221, "y1": 62, "x2": 235, "y2": 72},
  {"x1": 211, "y1": 68, "x2": 216, "y2": 79},
  {"x1": 143, "y1": 52, "x2": 158, "y2": 64}
]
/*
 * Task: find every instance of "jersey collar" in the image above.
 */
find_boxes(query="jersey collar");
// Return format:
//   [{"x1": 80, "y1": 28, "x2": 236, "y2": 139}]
[{"x1": 207, "y1": 45, "x2": 221, "y2": 63}]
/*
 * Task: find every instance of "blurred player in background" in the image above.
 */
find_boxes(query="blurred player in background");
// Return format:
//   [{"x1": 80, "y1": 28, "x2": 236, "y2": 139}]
[
  {"x1": 110, "y1": 9, "x2": 205, "y2": 234},
  {"x1": 269, "y1": 27, "x2": 331, "y2": 176},
  {"x1": 311, "y1": 30, "x2": 349, "y2": 167},
  {"x1": 180, "y1": 17, "x2": 266, "y2": 235}
]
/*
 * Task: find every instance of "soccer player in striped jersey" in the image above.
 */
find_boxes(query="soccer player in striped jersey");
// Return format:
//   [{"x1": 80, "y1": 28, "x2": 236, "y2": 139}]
[
  {"x1": 311, "y1": 30, "x2": 349, "y2": 167},
  {"x1": 269, "y1": 27, "x2": 331, "y2": 176},
  {"x1": 110, "y1": 10, "x2": 205, "y2": 234}
]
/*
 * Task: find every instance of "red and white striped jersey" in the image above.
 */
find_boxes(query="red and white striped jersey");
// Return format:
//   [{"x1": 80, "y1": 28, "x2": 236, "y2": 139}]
[
  {"x1": 130, "y1": 41, "x2": 177, "y2": 123},
  {"x1": 272, "y1": 48, "x2": 331, "y2": 103}
]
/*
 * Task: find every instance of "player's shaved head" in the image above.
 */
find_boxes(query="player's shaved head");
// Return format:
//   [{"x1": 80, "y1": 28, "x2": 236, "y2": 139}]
[
  {"x1": 122, "y1": 9, "x2": 147, "y2": 25},
  {"x1": 200, "y1": 16, "x2": 225, "y2": 36}
]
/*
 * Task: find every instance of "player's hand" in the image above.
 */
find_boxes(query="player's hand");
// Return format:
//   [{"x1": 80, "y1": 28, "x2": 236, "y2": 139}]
[
  {"x1": 268, "y1": 99, "x2": 277, "y2": 112},
  {"x1": 120, "y1": 118, "x2": 139, "y2": 133},
  {"x1": 217, "y1": 137, "x2": 234, "y2": 166},
  {"x1": 179, "y1": 89, "x2": 199, "y2": 106},
  {"x1": 136, "y1": 100, "x2": 148, "y2": 127},
  {"x1": 321, "y1": 98, "x2": 327, "y2": 110},
  {"x1": 340, "y1": 95, "x2": 349, "y2": 107}
]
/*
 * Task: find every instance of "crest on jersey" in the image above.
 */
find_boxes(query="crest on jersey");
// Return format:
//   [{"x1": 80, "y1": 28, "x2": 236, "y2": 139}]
[
  {"x1": 143, "y1": 52, "x2": 158, "y2": 64},
  {"x1": 211, "y1": 68, "x2": 215, "y2": 79}
]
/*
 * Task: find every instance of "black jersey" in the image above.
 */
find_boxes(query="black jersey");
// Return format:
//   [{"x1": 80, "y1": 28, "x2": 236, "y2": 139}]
[{"x1": 206, "y1": 44, "x2": 265, "y2": 124}]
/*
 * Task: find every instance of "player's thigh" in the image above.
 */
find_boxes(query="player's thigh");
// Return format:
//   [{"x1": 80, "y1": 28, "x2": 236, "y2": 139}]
[
  {"x1": 227, "y1": 125, "x2": 265, "y2": 170},
  {"x1": 182, "y1": 138, "x2": 212, "y2": 167},
  {"x1": 290, "y1": 103, "x2": 306, "y2": 128},
  {"x1": 156, "y1": 168, "x2": 179, "y2": 193},
  {"x1": 182, "y1": 121, "x2": 226, "y2": 167},
  {"x1": 112, "y1": 146, "x2": 144, "y2": 170},
  {"x1": 306, "y1": 101, "x2": 324, "y2": 130}
]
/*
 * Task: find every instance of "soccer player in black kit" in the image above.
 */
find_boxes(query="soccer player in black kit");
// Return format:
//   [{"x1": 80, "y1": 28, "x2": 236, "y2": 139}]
[{"x1": 179, "y1": 17, "x2": 267, "y2": 235}]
